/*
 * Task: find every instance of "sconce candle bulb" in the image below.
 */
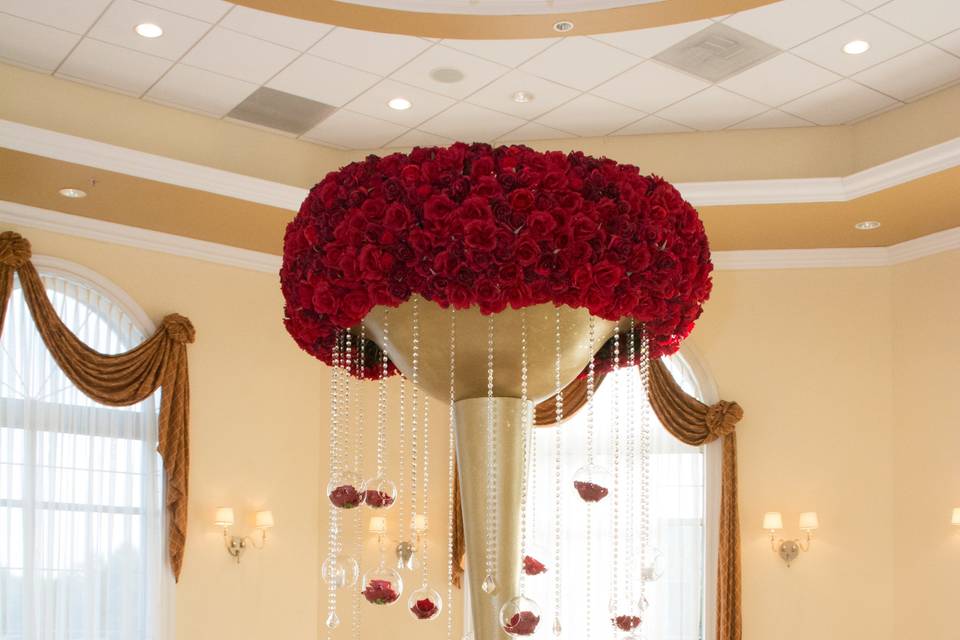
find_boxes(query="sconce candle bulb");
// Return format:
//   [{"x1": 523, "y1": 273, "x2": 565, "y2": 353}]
[{"x1": 952, "y1": 507, "x2": 960, "y2": 526}]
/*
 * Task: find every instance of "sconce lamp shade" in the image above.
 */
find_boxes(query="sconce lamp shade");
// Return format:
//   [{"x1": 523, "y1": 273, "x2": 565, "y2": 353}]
[
  {"x1": 799, "y1": 511, "x2": 820, "y2": 531},
  {"x1": 255, "y1": 510, "x2": 275, "y2": 529},
  {"x1": 369, "y1": 516, "x2": 387, "y2": 535},
  {"x1": 762, "y1": 511, "x2": 783, "y2": 531},
  {"x1": 952, "y1": 507, "x2": 960, "y2": 526},
  {"x1": 215, "y1": 507, "x2": 235, "y2": 528},
  {"x1": 414, "y1": 514, "x2": 428, "y2": 533}
]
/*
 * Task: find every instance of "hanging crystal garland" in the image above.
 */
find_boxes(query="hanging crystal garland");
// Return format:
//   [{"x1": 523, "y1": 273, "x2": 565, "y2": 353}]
[
  {"x1": 351, "y1": 328, "x2": 365, "y2": 640},
  {"x1": 324, "y1": 333, "x2": 347, "y2": 630},
  {"x1": 552, "y1": 307, "x2": 563, "y2": 638},
  {"x1": 481, "y1": 315, "x2": 497, "y2": 596},
  {"x1": 523, "y1": 333, "x2": 547, "y2": 579},
  {"x1": 327, "y1": 331, "x2": 364, "y2": 511},
  {"x1": 637, "y1": 326, "x2": 656, "y2": 615},
  {"x1": 396, "y1": 375, "x2": 416, "y2": 570},
  {"x1": 500, "y1": 310, "x2": 542, "y2": 638},
  {"x1": 361, "y1": 311, "x2": 403, "y2": 606},
  {"x1": 446, "y1": 310, "x2": 456, "y2": 640}
]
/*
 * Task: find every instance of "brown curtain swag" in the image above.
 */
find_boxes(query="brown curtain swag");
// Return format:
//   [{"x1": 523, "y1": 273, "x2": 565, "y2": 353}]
[
  {"x1": 451, "y1": 357, "x2": 744, "y2": 640},
  {"x1": 0, "y1": 231, "x2": 195, "y2": 581}
]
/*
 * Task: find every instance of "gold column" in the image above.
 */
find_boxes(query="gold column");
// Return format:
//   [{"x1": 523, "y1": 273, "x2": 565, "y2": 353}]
[{"x1": 454, "y1": 397, "x2": 532, "y2": 640}]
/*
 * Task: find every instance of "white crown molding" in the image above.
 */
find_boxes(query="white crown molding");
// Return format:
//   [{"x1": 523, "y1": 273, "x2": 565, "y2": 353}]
[
  {"x1": 1, "y1": 201, "x2": 958, "y2": 273},
  {"x1": 3, "y1": 119, "x2": 960, "y2": 209}
]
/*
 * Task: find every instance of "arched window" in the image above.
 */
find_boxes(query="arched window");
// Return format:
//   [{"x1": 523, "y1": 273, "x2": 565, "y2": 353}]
[
  {"x1": 523, "y1": 350, "x2": 717, "y2": 640},
  {"x1": 0, "y1": 259, "x2": 172, "y2": 639}
]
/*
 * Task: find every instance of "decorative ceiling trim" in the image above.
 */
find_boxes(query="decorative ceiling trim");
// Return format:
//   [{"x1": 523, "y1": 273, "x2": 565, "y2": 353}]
[
  {"x1": 2, "y1": 201, "x2": 957, "y2": 274},
  {"x1": 4, "y1": 120, "x2": 960, "y2": 212}
]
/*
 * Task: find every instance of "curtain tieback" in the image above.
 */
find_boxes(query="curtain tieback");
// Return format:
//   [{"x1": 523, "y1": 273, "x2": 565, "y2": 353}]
[
  {"x1": 0, "y1": 231, "x2": 32, "y2": 268},
  {"x1": 705, "y1": 400, "x2": 743, "y2": 441},
  {"x1": 161, "y1": 314, "x2": 196, "y2": 344}
]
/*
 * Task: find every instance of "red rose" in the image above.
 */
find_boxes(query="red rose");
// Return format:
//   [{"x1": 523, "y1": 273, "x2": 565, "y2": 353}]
[
  {"x1": 424, "y1": 194, "x2": 456, "y2": 224},
  {"x1": 503, "y1": 611, "x2": 540, "y2": 636},
  {"x1": 410, "y1": 598, "x2": 440, "y2": 620},
  {"x1": 464, "y1": 219, "x2": 498, "y2": 252},
  {"x1": 574, "y1": 480, "x2": 609, "y2": 502},
  {"x1": 509, "y1": 189, "x2": 535, "y2": 211},
  {"x1": 362, "y1": 579, "x2": 399, "y2": 605},
  {"x1": 383, "y1": 203, "x2": 411, "y2": 231},
  {"x1": 515, "y1": 238, "x2": 541, "y2": 266},
  {"x1": 400, "y1": 163, "x2": 421, "y2": 183},
  {"x1": 523, "y1": 555, "x2": 547, "y2": 576},
  {"x1": 329, "y1": 484, "x2": 362, "y2": 509}
]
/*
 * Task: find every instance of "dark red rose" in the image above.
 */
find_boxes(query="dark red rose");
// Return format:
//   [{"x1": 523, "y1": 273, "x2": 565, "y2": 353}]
[
  {"x1": 362, "y1": 579, "x2": 399, "y2": 605},
  {"x1": 503, "y1": 611, "x2": 540, "y2": 636},
  {"x1": 574, "y1": 480, "x2": 609, "y2": 502},
  {"x1": 329, "y1": 484, "x2": 362, "y2": 509},
  {"x1": 424, "y1": 194, "x2": 456, "y2": 224},
  {"x1": 613, "y1": 615, "x2": 641, "y2": 631},
  {"x1": 464, "y1": 219, "x2": 498, "y2": 252},
  {"x1": 410, "y1": 598, "x2": 440, "y2": 620},
  {"x1": 515, "y1": 238, "x2": 541, "y2": 266},
  {"x1": 527, "y1": 210, "x2": 557, "y2": 238},
  {"x1": 400, "y1": 164, "x2": 421, "y2": 183},
  {"x1": 365, "y1": 490, "x2": 395, "y2": 508},
  {"x1": 523, "y1": 555, "x2": 547, "y2": 576},
  {"x1": 509, "y1": 189, "x2": 535, "y2": 211}
]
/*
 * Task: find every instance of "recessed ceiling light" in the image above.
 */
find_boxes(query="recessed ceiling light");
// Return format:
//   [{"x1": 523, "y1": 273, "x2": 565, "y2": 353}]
[
  {"x1": 429, "y1": 68, "x2": 465, "y2": 83},
  {"x1": 854, "y1": 220, "x2": 881, "y2": 230},
  {"x1": 553, "y1": 20, "x2": 574, "y2": 33},
  {"x1": 135, "y1": 23, "x2": 163, "y2": 38},
  {"x1": 58, "y1": 188, "x2": 87, "y2": 199},
  {"x1": 512, "y1": 91, "x2": 535, "y2": 103},
  {"x1": 388, "y1": 97, "x2": 412, "y2": 111},
  {"x1": 843, "y1": 39, "x2": 870, "y2": 55}
]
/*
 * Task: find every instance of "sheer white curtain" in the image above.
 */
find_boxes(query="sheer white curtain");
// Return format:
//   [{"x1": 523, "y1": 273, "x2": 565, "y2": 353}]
[
  {"x1": 0, "y1": 268, "x2": 172, "y2": 640},
  {"x1": 524, "y1": 354, "x2": 707, "y2": 640}
]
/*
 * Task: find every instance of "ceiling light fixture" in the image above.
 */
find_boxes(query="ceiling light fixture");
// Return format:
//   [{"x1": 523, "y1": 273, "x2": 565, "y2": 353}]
[
  {"x1": 842, "y1": 39, "x2": 870, "y2": 55},
  {"x1": 553, "y1": 20, "x2": 574, "y2": 33},
  {"x1": 429, "y1": 68, "x2": 465, "y2": 84},
  {"x1": 58, "y1": 188, "x2": 87, "y2": 199},
  {"x1": 388, "y1": 97, "x2": 412, "y2": 111},
  {"x1": 512, "y1": 91, "x2": 534, "y2": 103},
  {"x1": 854, "y1": 220, "x2": 881, "y2": 230}
]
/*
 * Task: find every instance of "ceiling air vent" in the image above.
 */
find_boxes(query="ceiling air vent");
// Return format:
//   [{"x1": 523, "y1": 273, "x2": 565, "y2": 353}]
[
  {"x1": 226, "y1": 87, "x2": 336, "y2": 136},
  {"x1": 654, "y1": 23, "x2": 779, "y2": 83}
]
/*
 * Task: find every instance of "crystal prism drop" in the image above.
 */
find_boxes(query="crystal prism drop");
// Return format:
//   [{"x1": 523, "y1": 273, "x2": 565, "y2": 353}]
[
  {"x1": 553, "y1": 618, "x2": 562, "y2": 636},
  {"x1": 637, "y1": 595, "x2": 649, "y2": 612},
  {"x1": 481, "y1": 574, "x2": 497, "y2": 594},
  {"x1": 325, "y1": 611, "x2": 340, "y2": 629}
]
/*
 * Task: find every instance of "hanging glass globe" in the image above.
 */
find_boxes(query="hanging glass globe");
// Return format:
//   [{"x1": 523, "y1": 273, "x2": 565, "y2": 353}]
[
  {"x1": 321, "y1": 553, "x2": 359, "y2": 588},
  {"x1": 641, "y1": 547, "x2": 665, "y2": 582},
  {"x1": 407, "y1": 586, "x2": 443, "y2": 620},
  {"x1": 363, "y1": 474, "x2": 398, "y2": 509},
  {"x1": 610, "y1": 603, "x2": 642, "y2": 635},
  {"x1": 521, "y1": 544, "x2": 549, "y2": 576},
  {"x1": 572, "y1": 464, "x2": 611, "y2": 503},
  {"x1": 361, "y1": 565, "x2": 403, "y2": 606},
  {"x1": 326, "y1": 470, "x2": 364, "y2": 509},
  {"x1": 499, "y1": 595, "x2": 542, "y2": 637}
]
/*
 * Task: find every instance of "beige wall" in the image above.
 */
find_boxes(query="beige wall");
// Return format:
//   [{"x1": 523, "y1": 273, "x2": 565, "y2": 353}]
[{"x1": 6, "y1": 223, "x2": 958, "y2": 639}]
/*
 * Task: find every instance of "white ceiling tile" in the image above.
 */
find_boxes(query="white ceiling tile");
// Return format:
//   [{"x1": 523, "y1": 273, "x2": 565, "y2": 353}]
[
  {"x1": 719, "y1": 53, "x2": 841, "y2": 106},
  {"x1": 792, "y1": 15, "x2": 922, "y2": 76},
  {"x1": 536, "y1": 94, "x2": 643, "y2": 137},
  {"x1": 345, "y1": 79, "x2": 455, "y2": 126},
  {"x1": 219, "y1": 6, "x2": 333, "y2": 51},
  {"x1": 387, "y1": 129, "x2": 455, "y2": 148},
  {"x1": 145, "y1": 64, "x2": 257, "y2": 116},
  {"x1": 935, "y1": 29, "x2": 960, "y2": 57},
  {"x1": 781, "y1": 78, "x2": 898, "y2": 124},
  {"x1": 466, "y1": 70, "x2": 579, "y2": 119},
  {"x1": 592, "y1": 60, "x2": 709, "y2": 112},
  {"x1": 57, "y1": 38, "x2": 171, "y2": 95},
  {"x1": 498, "y1": 121, "x2": 573, "y2": 142},
  {"x1": 873, "y1": 0, "x2": 960, "y2": 41},
  {"x1": 310, "y1": 27, "x2": 431, "y2": 76},
  {"x1": 440, "y1": 38, "x2": 558, "y2": 67},
  {"x1": 0, "y1": 0, "x2": 111, "y2": 34},
  {"x1": 519, "y1": 37, "x2": 641, "y2": 91},
  {"x1": 724, "y1": 0, "x2": 861, "y2": 49},
  {"x1": 137, "y1": 0, "x2": 231, "y2": 22},
  {"x1": 419, "y1": 102, "x2": 526, "y2": 141},
  {"x1": 88, "y1": 0, "x2": 210, "y2": 60},
  {"x1": 612, "y1": 115, "x2": 693, "y2": 135},
  {"x1": 843, "y1": 0, "x2": 887, "y2": 9},
  {"x1": 390, "y1": 45, "x2": 509, "y2": 99},
  {"x1": 302, "y1": 110, "x2": 408, "y2": 149},
  {"x1": 591, "y1": 20, "x2": 713, "y2": 58},
  {"x1": 0, "y1": 13, "x2": 79, "y2": 72},
  {"x1": 268, "y1": 55, "x2": 381, "y2": 107},
  {"x1": 655, "y1": 86, "x2": 767, "y2": 129},
  {"x1": 182, "y1": 27, "x2": 300, "y2": 84},
  {"x1": 854, "y1": 45, "x2": 960, "y2": 100},
  {"x1": 729, "y1": 109, "x2": 814, "y2": 129}
]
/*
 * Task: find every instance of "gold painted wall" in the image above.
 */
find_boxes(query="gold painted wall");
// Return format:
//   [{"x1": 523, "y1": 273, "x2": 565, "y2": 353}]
[{"x1": 5, "y1": 223, "x2": 957, "y2": 639}]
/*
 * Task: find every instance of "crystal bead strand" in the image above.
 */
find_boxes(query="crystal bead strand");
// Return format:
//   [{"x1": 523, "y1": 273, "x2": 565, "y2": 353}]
[
  {"x1": 610, "y1": 329, "x2": 621, "y2": 620},
  {"x1": 638, "y1": 326, "x2": 651, "y2": 618},
  {"x1": 411, "y1": 298, "x2": 420, "y2": 541},
  {"x1": 352, "y1": 329, "x2": 364, "y2": 640},
  {"x1": 398, "y1": 372, "x2": 407, "y2": 547},
  {"x1": 341, "y1": 331, "x2": 352, "y2": 508},
  {"x1": 585, "y1": 315, "x2": 596, "y2": 640},
  {"x1": 421, "y1": 359, "x2": 430, "y2": 589},
  {"x1": 326, "y1": 331, "x2": 342, "y2": 632},
  {"x1": 552, "y1": 308, "x2": 563, "y2": 637},
  {"x1": 482, "y1": 315, "x2": 497, "y2": 595},
  {"x1": 376, "y1": 312, "x2": 390, "y2": 488},
  {"x1": 624, "y1": 321, "x2": 636, "y2": 607},
  {"x1": 447, "y1": 309, "x2": 456, "y2": 640},
  {"x1": 518, "y1": 310, "x2": 530, "y2": 595}
]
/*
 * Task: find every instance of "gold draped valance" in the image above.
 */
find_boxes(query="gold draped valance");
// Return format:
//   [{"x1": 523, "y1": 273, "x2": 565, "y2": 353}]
[{"x1": 0, "y1": 231, "x2": 195, "y2": 581}]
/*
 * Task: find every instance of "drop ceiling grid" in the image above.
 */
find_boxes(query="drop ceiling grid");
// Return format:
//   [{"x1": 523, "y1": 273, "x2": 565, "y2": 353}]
[{"x1": 1, "y1": 0, "x2": 960, "y2": 148}]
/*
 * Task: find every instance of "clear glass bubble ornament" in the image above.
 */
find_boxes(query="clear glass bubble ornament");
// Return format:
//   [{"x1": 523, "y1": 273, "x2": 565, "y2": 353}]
[
  {"x1": 321, "y1": 553, "x2": 359, "y2": 589},
  {"x1": 641, "y1": 548, "x2": 665, "y2": 582},
  {"x1": 499, "y1": 595, "x2": 542, "y2": 637},
  {"x1": 361, "y1": 565, "x2": 403, "y2": 606},
  {"x1": 573, "y1": 464, "x2": 612, "y2": 503},
  {"x1": 407, "y1": 586, "x2": 443, "y2": 621},
  {"x1": 363, "y1": 474, "x2": 398, "y2": 510},
  {"x1": 327, "y1": 470, "x2": 364, "y2": 510},
  {"x1": 610, "y1": 603, "x2": 643, "y2": 635}
]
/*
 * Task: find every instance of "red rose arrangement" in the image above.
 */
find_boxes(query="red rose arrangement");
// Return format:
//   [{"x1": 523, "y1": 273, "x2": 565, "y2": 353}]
[
  {"x1": 281, "y1": 143, "x2": 712, "y2": 378},
  {"x1": 365, "y1": 489, "x2": 395, "y2": 508},
  {"x1": 410, "y1": 598, "x2": 440, "y2": 620},
  {"x1": 613, "y1": 615, "x2": 641, "y2": 631},
  {"x1": 503, "y1": 611, "x2": 540, "y2": 636},
  {"x1": 329, "y1": 484, "x2": 363, "y2": 509},
  {"x1": 522, "y1": 555, "x2": 547, "y2": 576},
  {"x1": 362, "y1": 579, "x2": 399, "y2": 605},
  {"x1": 574, "y1": 480, "x2": 610, "y2": 502}
]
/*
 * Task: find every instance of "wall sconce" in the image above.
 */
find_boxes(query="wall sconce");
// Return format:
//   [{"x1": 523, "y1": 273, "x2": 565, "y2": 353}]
[
  {"x1": 952, "y1": 507, "x2": 960, "y2": 527},
  {"x1": 369, "y1": 516, "x2": 388, "y2": 543},
  {"x1": 216, "y1": 506, "x2": 274, "y2": 564},
  {"x1": 763, "y1": 511, "x2": 819, "y2": 567}
]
